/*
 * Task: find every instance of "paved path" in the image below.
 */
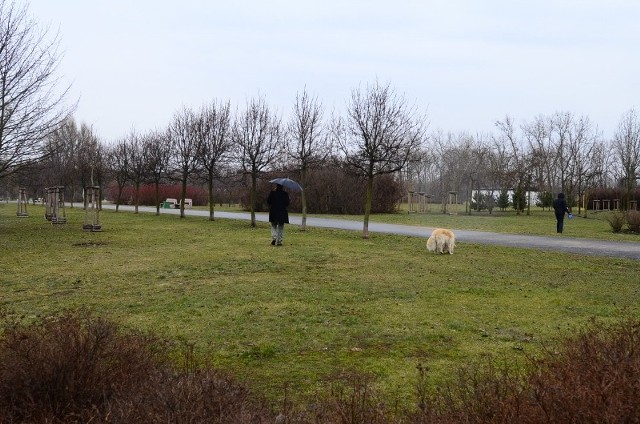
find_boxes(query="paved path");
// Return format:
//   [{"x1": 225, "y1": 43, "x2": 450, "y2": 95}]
[{"x1": 104, "y1": 205, "x2": 640, "y2": 260}]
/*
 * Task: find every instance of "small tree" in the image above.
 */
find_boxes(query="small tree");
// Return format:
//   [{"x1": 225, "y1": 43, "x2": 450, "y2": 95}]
[
  {"x1": 486, "y1": 193, "x2": 496, "y2": 214},
  {"x1": 231, "y1": 96, "x2": 282, "y2": 227},
  {"x1": 497, "y1": 189, "x2": 510, "y2": 211},
  {"x1": 106, "y1": 140, "x2": 128, "y2": 211},
  {"x1": 287, "y1": 88, "x2": 329, "y2": 231},
  {"x1": 536, "y1": 191, "x2": 554, "y2": 210},
  {"x1": 512, "y1": 185, "x2": 527, "y2": 213},
  {"x1": 124, "y1": 131, "x2": 145, "y2": 214},
  {"x1": 612, "y1": 109, "x2": 640, "y2": 209},
  {"x1": 471, "y1": 191, "x2": 487, "y2": 211},
  {"x1": 142, "y1": 130, "x2": 172, "y2": 215},
  {"x1": 167, "y1": 107, "x2": 201, "y2": 218},
  {"x1": 197, "y1": 100, "x2": 232, "y2": 221},
  {"x1": 336, "y1": 81, "x2": 425, "y2": 238}
]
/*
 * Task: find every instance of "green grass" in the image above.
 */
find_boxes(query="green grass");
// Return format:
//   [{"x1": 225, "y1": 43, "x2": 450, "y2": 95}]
[{"x1": 1, "y1": 203, "x2": 639, "y2": 406}]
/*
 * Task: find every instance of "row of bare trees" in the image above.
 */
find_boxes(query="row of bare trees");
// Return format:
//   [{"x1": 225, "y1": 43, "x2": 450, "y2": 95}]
[
  {"x1": 404, "y1": 109, "x2": 640, "y2": 215},
  {"x1": 4, "y1": 79, "x2": 421, "y2": 238},
  {"x1": 4, "y1": 82, "x2": 639, "y2": 232},
  {"x1": 2, "y1": 0, "x2": 639, "y2": 238}
]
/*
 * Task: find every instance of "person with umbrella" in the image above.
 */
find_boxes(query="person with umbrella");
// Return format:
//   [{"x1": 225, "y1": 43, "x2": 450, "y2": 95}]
[{"x1": 267, "y1": 183, "x2": 290, "y2": 246}]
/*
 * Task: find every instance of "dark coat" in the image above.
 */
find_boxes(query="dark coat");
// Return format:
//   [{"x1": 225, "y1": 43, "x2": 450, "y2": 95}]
[
  {"x1": 267, "y1": 188, "x2": 289, "y2": 224},
  {"x1": 553, "y1": 194, "x2": 569, "y2": 217}
]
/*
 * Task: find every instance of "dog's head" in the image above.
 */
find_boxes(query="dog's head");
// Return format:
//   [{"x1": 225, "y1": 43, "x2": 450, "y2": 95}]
[{"x1": 426, "y1": 236, "x2": 436, "y2": 252}]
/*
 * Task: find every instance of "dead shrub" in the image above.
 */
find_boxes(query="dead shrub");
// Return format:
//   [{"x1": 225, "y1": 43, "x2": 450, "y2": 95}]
[
  {"x1": 3, "y1": 309, "x2": 640, "y2": 423},
  {"x1": 525, "y1": 318, "x2": 640, "y2": 423},
  {"x1": 626, "y1": 210, "x2": 640, "y2": 233},
  {"x1": 281, "y1": 371, "x2": 397, "y2": 424},
  {"x1": 0, "y1": 309, "x2": 273, "y2": 423},
  {"x1": 410, "y1": 318, "x2": 640, "y2": 424},
  {"x1": 605, "y1": 210, "x2": 626, "y2": 232}
]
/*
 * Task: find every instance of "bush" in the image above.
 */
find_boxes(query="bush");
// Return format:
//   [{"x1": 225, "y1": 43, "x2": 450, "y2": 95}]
[
  {"x1": 3, "y1": 310, "x2": 640, "y2": 423},
  {"x1": 411, "y1": 318, "x2": 640, "y2": 423},
  {"x1": 536, "y1": 191, "x2": 554, "y2": 210},
  {"x1": 522, "y1": 318, "x2": 640, "y2": 423},
  {"x1": 511, "y1": 186, "x2": 527, "y2": 213},
  {"x1": 0, "y1": 309, "x2": 272, "y2": 423},
  {"x1": 605, "y1": 211, "x2": 626, "y2": 232},
  {"x1": 627, "y1": 210, "x2": 640, "y2": 234},
  {"x1": 497, "y1": 189, "x2": 510, "y2": 211},
  {"x1": 248, "y1": 168, "x2": 404, "y2": 215}
]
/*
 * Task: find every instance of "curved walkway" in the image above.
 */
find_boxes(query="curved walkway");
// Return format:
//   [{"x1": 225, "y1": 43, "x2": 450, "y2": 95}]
[{"x1": 104, "y1": 205, "x2": 640, "y2": 260}]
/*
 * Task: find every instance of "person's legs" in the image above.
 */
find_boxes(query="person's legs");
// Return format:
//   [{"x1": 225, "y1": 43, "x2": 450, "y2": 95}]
[
  {"x1": 276, "y1": 223, "x2": 285, "y2": 245},
  {"x1": 556, "y1": 214, "x2": 564, "y2": 233},
  {"x1": 270, "y1": 222, "x2": 277, "y2": 244}
]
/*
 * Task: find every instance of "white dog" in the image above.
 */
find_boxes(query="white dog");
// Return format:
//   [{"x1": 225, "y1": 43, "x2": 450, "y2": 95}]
[{"x1": 426, "y1": 228, "x2": 455, "y2": 254}]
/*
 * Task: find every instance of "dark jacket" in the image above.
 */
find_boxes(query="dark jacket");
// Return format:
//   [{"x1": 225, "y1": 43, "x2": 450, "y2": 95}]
[
  {"x1": 267, "y1": 188, "x2": 289, "y2": 224},
  {"x1": 553, "y1": 193, "x2": 569, "y2": 216}
]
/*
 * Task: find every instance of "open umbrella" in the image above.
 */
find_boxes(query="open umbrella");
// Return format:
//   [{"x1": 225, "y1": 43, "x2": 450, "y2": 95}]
[{"x1": 269, "y1": 178, "x2": 303, "y2": 192}]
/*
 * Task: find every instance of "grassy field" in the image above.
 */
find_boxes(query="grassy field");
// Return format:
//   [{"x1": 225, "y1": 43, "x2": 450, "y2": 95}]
[{"x1": 1, "y1": 202, "x2": 639, "y2": 407}]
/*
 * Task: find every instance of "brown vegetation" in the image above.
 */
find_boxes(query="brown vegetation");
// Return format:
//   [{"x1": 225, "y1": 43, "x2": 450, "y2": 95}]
[
  {"x1": 2, "y1": 310, "x2": 639, "y2": 423},
  {"x1": 249, "y1": 169, "x2": 404, "y2": 215},
  {"x1": 605, "y1": 210, "x2": 640, "y2": 234},
  {"x1": 0, "y1": 309, "x2": 272, "y2": 423}
]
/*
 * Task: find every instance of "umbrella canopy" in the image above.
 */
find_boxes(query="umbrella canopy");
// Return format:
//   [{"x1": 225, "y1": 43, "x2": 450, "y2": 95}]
[{"x1": 269, "y1": 178, "x2": 303, "y2": 192}]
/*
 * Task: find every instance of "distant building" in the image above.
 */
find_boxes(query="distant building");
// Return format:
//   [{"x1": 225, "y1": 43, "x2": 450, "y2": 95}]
[{"x1": 474, "y1": 189, "x2": 540, "y2": 205}]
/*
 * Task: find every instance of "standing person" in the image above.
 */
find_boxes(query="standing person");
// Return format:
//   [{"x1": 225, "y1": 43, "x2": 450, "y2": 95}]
[
  {"x1": 552, "y1": 192, "x2": 570, "y2": 234},
  {"x1": 267, "y1": 184, "x2": 290, "y2": 246}
]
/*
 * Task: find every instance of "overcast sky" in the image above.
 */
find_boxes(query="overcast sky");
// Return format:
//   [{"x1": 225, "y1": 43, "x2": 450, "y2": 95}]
[{"x1": 25, "y1": 0, "x2": 640, "y2": 142}]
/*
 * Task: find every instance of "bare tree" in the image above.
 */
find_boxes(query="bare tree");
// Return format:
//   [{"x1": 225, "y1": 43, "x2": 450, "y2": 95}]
[
  {"x1": 76, "y1": 123, "x2": 101, "y2": 201},
  {"x1": 430, "y1": 131, "x2": 470, "y2": 212},
  {"x1": 565, "y1": 115, "x2": 599, "y2": 213},
  {"x1": 404, "y1": 144, "x2": 437, "y2": 194},
  {"x1": 167, "y1": 106, "x2": 200, "y2": 218},
  {"x1": 44, "y1": 117, "x2": 79, "y2": 204},
  {"x1": 142, "y1": 129, "x2": 172, "y2": 215},
  {"x1": 232, "y1": 96, "x2": 282, "y2": 227},
  {"x1": 0, "y1": 0, "x2": 75, "y2": 181},
  {"x1": 106, "y1": 140, "x2": 128, "y2": 212},
  {"x1": 124, "y1": 130, "x2": 146, "y2": 213},
  {"x1": 523, "y1": 115, "x2": 554, "y2": 193},
  {"x1": 495, "y1": 115, "x2": 531, "y2": 214},
  {"x1": 551, "y1": 113, "x2": 568, "y2": 193},
  {"x1": 612, "y1": 108, "x2": 640, "y2": 208},
  {"x1": 336, "y1": 81, "x2": 425, "y2": 238},
  {"x1": 196, "y1": 100, "x2": 232, "y2": 221},
  {"x1": 287, "y1": 88, "x2": 329, "y2": 230}
]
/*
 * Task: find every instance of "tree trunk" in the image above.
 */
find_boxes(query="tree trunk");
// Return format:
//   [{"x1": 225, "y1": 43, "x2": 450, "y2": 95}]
[
  {"x1": 155, "y1": 182, "x2": 160, "y2": 216},
  {"x1": 301, "y1": 166, "x2": 308, "y2": 231},
  {"x1": 362, "y1": 175, "x2": 374, "y2": 239},
  {"x1": 250, "y1": 174, "x2": 257, "y2": 227},
  {"x1": 208, "y1": 170, "x2": 215, "y2": 221},
  {"x1": 180, "y1": 176, "x2": 187, "y2": 218},
  {"x1": 134, "y1": 182, "x2": 140, "y2": 214},
  {"x1": 115, "y1": 185, "x2": 123, "y2": 212}
]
